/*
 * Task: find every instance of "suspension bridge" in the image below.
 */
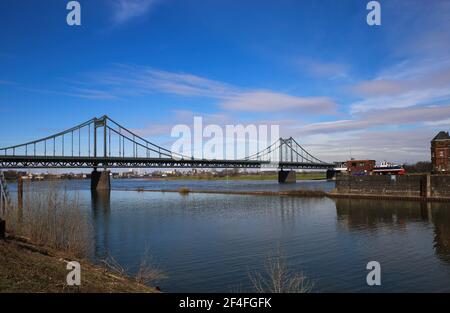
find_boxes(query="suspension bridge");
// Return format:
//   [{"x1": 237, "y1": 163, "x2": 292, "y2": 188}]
[{"x1": 0, "y1": 115, "x2": 334, "y2": 189}]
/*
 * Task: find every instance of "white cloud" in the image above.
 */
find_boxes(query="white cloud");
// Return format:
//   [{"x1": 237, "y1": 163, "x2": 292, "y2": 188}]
[
  {"x1": 424, "y1": 118, "x2": 450, "y2": 127},
  {"x1": 346, "y1": 0, "x2": 450, "y2": 114},
  {"x1": 348, "y1": 63, "x2": 450, "y2": 113},
  {"x1": 86, "y1": 65, "x2": 239, "y2": 99},
  {"x1": 70, "y1": 65, "x2": 337, "y2": 115},
  {"x1": 220, "y1": 91, "x2": 336, "y2": 113},
  {"x1": 295, "y1": 105, "x2": 450, "y2": 135},
  {"x1": 301, "y1": 128, "x2": 434, "y2": 164}
]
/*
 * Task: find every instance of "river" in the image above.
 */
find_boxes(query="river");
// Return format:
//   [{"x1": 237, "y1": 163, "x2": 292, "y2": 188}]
[{"x1": 7, "y1": 179, "x2": 450, "y2": 292}]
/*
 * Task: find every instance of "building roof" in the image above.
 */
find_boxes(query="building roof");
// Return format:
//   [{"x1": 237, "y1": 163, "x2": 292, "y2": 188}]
[{"x1": 432, "y1": 131, "x2": 450, "y2": 141}]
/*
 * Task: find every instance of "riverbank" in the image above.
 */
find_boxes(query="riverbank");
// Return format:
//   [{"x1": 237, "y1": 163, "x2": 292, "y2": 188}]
[
  {"x1": 0, "y1": 235, "x2": 158, "y2": 293},
  {"x1": 144, "y1": 172, "x2": 326, "y2": 181},
  {"x1": 121, "y1": 187, "x2": 328, "y2": 197},
  {"x1": 120, "y1": 187, "x2": 450, "y2": 202}
]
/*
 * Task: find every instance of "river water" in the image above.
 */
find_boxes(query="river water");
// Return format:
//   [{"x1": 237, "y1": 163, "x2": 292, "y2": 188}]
[{"x1": 7, "y1": 179, "x2": 450, "y2": 292}]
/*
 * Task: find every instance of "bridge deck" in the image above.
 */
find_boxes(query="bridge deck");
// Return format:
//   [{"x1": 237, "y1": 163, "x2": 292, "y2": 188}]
[{"x1": 0, "y1": 156, "x2": 333, "y2": 169}]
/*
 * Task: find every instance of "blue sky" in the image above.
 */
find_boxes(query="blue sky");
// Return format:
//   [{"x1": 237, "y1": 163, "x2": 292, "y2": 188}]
[{"x1": 1, "y1": 0, "x2": 450, "y2": 163}]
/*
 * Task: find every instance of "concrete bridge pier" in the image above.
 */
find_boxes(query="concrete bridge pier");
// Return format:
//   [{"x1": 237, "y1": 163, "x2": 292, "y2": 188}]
[
  {"x1": 278, "y1": 170, "x2": 296, "y2": 184},
  {"x1": 326, "y1": 169, "x2": 337, "y2": 180},
  {"x1": 91, "y1": 170, "x2": 111, "y2": 191}
]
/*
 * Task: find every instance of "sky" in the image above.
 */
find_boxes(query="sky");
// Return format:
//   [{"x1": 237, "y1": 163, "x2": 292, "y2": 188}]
[{"x1": 1, "y1": 0, "x2": 450, "y2": 164}]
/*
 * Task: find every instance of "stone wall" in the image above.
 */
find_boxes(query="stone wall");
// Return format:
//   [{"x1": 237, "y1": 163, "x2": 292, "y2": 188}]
[
  {"x1": 335, "y1": 174, "x2": 450, "y2": 198},
  {"x1": 336, "y1": 175, "x2": 422, "y2": 197},
  {"x1": 431, "y1": 175, "x2": 450, "y2": 197}
]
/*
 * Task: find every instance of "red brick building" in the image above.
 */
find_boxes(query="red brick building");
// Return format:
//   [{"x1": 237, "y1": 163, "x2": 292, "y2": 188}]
[
  {"x1": 431, "y1": 131, "x2": 450, "y2": 173},
  {"x1": 346, "y1": 159, "x2": 376, "y2": 175}
]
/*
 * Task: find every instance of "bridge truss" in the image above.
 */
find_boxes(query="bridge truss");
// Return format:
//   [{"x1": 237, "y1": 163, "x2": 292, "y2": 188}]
[{"x1": 0, "y1": 116, "x2": 333, "y2": 170}]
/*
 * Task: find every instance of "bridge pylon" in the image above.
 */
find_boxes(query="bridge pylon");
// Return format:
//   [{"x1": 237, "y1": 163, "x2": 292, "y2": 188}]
[{"x1": 91, "y1": 116, "x2": 110, "y2": 190}]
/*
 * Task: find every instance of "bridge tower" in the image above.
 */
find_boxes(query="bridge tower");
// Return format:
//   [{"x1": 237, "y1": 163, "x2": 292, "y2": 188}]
[
  {"x1": 91, "y1": 116, "x2": 111, "y2": 191},
  {"x1": 278, "y1": 138, "x2": 296, "y2": 183}
]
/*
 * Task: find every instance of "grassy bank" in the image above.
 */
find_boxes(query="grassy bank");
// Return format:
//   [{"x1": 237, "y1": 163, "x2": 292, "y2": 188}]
[
  {"x1": 1, "y1": 184, "x2": 162, "y2": 293},
  {"x1": 0, "y1": 236, "x2": 158, "y2": 293}
]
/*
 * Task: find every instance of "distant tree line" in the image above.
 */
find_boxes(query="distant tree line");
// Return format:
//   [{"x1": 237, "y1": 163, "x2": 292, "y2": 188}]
[{"x1": 403, "y1": 161, "x2": 432, "y2": 173}]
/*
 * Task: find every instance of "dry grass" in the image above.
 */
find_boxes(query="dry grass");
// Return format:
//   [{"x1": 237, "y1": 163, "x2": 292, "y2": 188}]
[
  {"x1": 135, "y1": 257, "x2": 167, "y2": 285},
  {"x1": 4, "y1": 183, "x2": 92, "y2": 258},
  {"x1": 250, "y1": 249, "x2": 314, "y2": 293},
  {"x1": 0, "y1": 237, "x2": 158, "y2": 293},
  {"x1": 101, "y1": 255, "x2": 127, "y2": 276},
  {"x1": 178, "y1": 187, "x2": 190, "y2": 195},
  {"x1": 0, "y1": 183, "x2": 163, "y2": 293},
  {"x1": 102, "y1": 250, "x2": 167, "y2": 287},
  {"x1": 282, "y1": 190, "x2": 327, "y2": 197}
]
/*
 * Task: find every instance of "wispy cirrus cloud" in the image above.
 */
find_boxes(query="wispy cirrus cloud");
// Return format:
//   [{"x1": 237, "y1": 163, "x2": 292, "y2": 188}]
[
  {"x1": 348, "y1": 60, "x2": 450, "y2": 113},
  {"x1": 64, "y1": 64, "x2": 338, "y2": 114},
  {"x1": 220, "y1": 91, "x2": 336, "y2": 113},
  {"x1": 302, "y1": 128, "x2": 436, "y2": 164},
  {"x1": 111, "y1": 0, "x2": 158, "y2": 25},
  {"x1": 23, "y1": 86, "x2": 119, "y2": 100},
  {"x1": 346, "y1": 0, "x2": 450, "y2": 114},
  {"x1": 96, "y1": 66, "x2": 240, "y2": 98},
  {"x1": 295, "y1": 104, "x2": 450, "y2": 136}
]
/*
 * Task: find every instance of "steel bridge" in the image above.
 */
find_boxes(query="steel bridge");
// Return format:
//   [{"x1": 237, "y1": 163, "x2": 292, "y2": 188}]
[{"x1": 0, "y1": 115, "x2": 333, "y2": 187}]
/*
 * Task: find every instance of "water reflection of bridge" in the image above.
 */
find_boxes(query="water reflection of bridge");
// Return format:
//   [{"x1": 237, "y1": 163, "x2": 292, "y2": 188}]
[{"x1": 335, "y1": 199, "x2": 450, "y2": 264}]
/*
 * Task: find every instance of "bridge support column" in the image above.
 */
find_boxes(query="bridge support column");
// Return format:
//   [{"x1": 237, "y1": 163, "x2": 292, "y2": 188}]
[
  {"x1": 326, "y1": 169, "x2": 336, "y2": 180},
  {"x1": 278, "y1": 170, "x2": 296, "y2": 184},
  {"x1": 91, "y1": 170, "x2": 111, "y2": 191}
]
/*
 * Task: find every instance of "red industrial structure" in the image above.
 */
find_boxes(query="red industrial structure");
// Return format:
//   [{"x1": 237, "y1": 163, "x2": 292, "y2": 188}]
[
  {"x1": 431, "y1": 131, "x2": 450, "y2": 173},
  {"x1": 346, "y1": 159, "x2": 376, "y2": 175}
]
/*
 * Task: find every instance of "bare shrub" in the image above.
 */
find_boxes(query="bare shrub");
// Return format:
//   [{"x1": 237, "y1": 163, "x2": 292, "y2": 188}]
[
  {"x1": 135, "y1": 257, "x2": 167, "y2": 285},
  {"x1": 5, "y1": 183, "x2": 92, "y2": 258},
  {"x1": 250, "y1": 249, "x2": 314, "y2": 293},
  {"x1": 102, "y1": 251, "x2": 167, "y2": 286},
  {"x1": 101, "y1": 255, "x2": 127, "y2": 276}
]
